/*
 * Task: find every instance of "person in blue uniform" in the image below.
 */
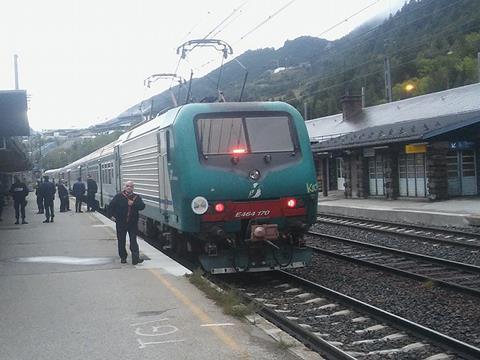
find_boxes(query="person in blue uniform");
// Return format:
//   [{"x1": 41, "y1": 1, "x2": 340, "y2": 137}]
[
  {"x1": 72, "y1": 177, "x2": 86, "y2": 213},
  {"x1": 35, "y1": 180, "x2": 44, "y2": 214},
  {"x1": 9, "y1": 176, "x2": 29, "y2": 225},
  {"x1": 108, "y1": 181, "x2": 146, "y2": 265},
  {"x1": 57, "y1": 180, "x2": 69, "y2": 212},
  {"x1": 86, "y1": 174, "x2": 98, "y2": 212},
  {"x1": 40, "y1": 175, "x2": 56, "y2": 223}
]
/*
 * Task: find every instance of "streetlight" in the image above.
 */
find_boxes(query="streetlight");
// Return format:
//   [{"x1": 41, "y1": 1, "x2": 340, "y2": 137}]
[{"x1": 404, "y1": 83, "x2": 415, "y2": 92}]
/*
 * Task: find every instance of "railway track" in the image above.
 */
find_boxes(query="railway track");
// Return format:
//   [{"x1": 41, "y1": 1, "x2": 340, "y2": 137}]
[
  {"x1": 133, "y1": 211, "x2": 480, "y2": 358},
  {"x1": 317, "y1": 214, "x2": 480, "y2": 249},
  {"x1": 307, "y1": 231, "x2": 480, "y2": 297},
  {"x1": 217, "y1": 271, "x2": 480, "y2": 360}
]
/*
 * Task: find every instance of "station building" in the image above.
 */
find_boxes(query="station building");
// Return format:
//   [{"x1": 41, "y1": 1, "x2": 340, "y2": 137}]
[{"x1": 306, "y1": 83, "x2": 480, "y2": 200}]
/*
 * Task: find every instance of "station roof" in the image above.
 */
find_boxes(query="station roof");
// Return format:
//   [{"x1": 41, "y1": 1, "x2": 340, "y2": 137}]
[
  {"x1": 306, "y1": 83, "x2": 480, "y2": 144},
  {"x1": 312, "y1": 110, "x2": 480, "y2": 151},
  {"x1": 0, "y1": 137, "x2": 31, "y2": 172},
  {"x1": 0, "y1": 90, "x2": 29, "y2": 136},
  {"x1": 0, "y1": 90, "x2": 31, "y2": 172}
]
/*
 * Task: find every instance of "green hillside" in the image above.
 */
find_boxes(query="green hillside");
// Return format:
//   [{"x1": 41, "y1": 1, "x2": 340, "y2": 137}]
[{"x1": 143, "y1": 0, "x2": 480, "y2": 120}]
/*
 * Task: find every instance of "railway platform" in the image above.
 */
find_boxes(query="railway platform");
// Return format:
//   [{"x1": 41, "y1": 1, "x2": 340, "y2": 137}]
[
  {"x1": 0, "y1": 195, "x2": 314, "y2": 360},
  {"x1": 318, "y1": 190, "x2": 480, "y2": 228}
]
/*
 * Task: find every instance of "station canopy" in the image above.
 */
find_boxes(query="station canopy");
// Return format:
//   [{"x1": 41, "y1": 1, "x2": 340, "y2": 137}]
[{"x1": 0, "y1": 90, "x2": 29, "y2": 136}]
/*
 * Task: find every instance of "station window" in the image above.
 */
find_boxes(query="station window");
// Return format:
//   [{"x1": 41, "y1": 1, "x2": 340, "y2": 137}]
[
  {"x1": 368, "y1": 154, "x2": 385, "y2": 196},
  {"x1": 398, "y1": 153, "x2": 427, "y2": 197}
]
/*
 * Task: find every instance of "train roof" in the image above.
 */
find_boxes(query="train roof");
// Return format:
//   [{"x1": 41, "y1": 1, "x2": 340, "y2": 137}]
[
  {"x1": 43, "y1": 167, "x2": 62, "y2": 175},
  {"x1": 55, "y1": 101, "x2": 300, "y2": 173}
]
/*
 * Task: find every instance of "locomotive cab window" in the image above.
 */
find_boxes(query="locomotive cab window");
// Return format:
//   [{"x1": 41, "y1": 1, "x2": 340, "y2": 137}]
[{"x1": 196, "y1": 114, "x2": 296, "y2": 156}]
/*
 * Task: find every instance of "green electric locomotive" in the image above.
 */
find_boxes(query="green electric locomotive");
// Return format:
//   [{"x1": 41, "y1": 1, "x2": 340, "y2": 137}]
[{"x1": 117, "y1": 101, "x2": 318, "y2": 273}]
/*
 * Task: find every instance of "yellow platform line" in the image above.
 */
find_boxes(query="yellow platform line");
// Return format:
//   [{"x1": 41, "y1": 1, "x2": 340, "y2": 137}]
[{"x1": 148, "y1": 269, "x2": 243, "y2": 353}]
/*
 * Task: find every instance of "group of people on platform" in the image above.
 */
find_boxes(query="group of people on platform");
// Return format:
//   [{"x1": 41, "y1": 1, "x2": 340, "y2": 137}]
[
  {"x1": 1, "y1": 175, "x2": 145, "y2": 266},
  {"x1": 0, "y1": 175, "x2": 98, "y2": 224}
]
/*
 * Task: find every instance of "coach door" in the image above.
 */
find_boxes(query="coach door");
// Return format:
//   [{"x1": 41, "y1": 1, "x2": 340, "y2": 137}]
[
  {"x1": 158, "y1": 129, "x2": 173, "y2": 214},
  {"x1": 114, "y1": 145, "x2": 122, "y2": 192}
]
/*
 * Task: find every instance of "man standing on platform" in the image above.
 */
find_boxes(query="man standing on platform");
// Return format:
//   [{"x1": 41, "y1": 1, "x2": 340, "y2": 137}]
[
  {"x1": 72, "y1": 177, "x2": 86, "y2": 213},
  {"x1": 108, "y1": 181, "x2": 145, "y2": 265},
  {"x1": 40, "y1": 175, "x2": 56, "y2": 223},
  {"x1": 35, "y1": 180, "x2": 44, "y2": 214},
  {"x1": 57, "y1": 180, "x2": 69, "y2": 212},
  {"x1": 86, "y1": 174, "x2": 98, "y2": 212},
  {"x1": 9, "y1": 176, "x2": 29, "y2": 225}
]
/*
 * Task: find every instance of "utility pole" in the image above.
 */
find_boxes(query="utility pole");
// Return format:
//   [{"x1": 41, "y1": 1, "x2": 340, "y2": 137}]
[
  {"x1": 13, "y1": 54, "x2": 19, "y2": 89},
  {"x1": 384, "y1": 56, "x2": 392, "y2": 102}
]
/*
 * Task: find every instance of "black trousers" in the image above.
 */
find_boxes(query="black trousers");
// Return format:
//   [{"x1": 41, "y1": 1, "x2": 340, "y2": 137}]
[
  {"x1": 60, "y1": 196, "x2": 69, "y2": 212},
  {"x1": 44, "y1": 198, "x2": 54, "y2": 220},
  {"x1": 116, "y1": 224, "x2": 140, "y2": 261},
  {"x1": 36, "y1": 196, "x2": 44, "y2": 212},
  {"x1": 75, "y1": 196, "x2": 83, "y2": 212},
  {"x1": 14, "y1": 200, "x2": 26, "y2": 220},
  {"x1": 87, "y1": 192, "x2": 95, "y2": 211}
]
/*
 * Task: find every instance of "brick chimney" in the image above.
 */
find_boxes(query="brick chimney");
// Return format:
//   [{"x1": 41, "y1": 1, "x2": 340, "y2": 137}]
[{"x1": 341, "y1": 95, "x2": 363, "y2": 122}]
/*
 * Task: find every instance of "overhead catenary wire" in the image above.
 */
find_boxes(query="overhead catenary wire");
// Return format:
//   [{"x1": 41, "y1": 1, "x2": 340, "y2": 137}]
[
  {"x1": 239, "y1": 0, "x2": 297, "y2": 41},
  {"x1": 320, "y1": 0, "x2": 466, "y2": 64},
  {"x1": 297, "y1": 17, "x2": 480, "y2": 94},
  {"x1": 317, "y1": 0, "x2": 381, "y2": 38}
]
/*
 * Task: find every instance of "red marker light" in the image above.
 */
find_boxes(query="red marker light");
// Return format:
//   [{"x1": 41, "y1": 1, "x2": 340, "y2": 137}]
[
  {"x1": 215, "y1": 203, "x2": 225, "y2": 213},
  {"x1": 231, "y1": 148, "x2": 247, "y2": 154},
  {"x1": 286, "y1": 198, "x2": 296, "y2": 208}
]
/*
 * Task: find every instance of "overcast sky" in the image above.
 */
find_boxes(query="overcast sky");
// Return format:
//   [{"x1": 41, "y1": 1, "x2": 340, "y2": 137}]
[{"x1": 1, "y1": 0, "x2": 405, "y2": 131}]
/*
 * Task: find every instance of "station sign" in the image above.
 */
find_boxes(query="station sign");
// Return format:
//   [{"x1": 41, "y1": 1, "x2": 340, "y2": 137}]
[
  {"x1": 449, "y1": 141, "x2": 475, "y2": 150},
  {"x1": 405, "y1": 143, "x2": 427, "y2": 154}
]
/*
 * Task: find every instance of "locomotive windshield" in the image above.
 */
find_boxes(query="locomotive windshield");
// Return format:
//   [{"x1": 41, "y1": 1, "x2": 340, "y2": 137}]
[{"x1": 197, "y1": 115, "x2": 295, "y2": 155}]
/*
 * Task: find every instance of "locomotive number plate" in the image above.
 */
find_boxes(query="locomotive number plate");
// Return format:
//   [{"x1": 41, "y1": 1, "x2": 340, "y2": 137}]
[{"x1": 234, "y1": 210, "x2": 271, "y2": 218}]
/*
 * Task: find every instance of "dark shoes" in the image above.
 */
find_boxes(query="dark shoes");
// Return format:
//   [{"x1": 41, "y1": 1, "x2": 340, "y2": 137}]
[
  {"x1": 120, "y1": 258, "x2": 127, "y2": 264},
  {"x1": 132, "y1": 258, "x2": 144, "y2": 265},
  {"x1": 22, "y1": 220, "x2": 28, "y2": 224},
  {"x1": 15, "y1": 220, "x2": 19, "y2": 224},
  {"x1": 43, "y1": 219, "x2": 50, "y2": 223},
  {"x1": 51, "y1": 218, "x2": 54, "y2": 223}
]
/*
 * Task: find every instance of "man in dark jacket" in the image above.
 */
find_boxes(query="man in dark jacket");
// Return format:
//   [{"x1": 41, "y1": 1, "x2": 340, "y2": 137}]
[
  {"x1": 72, "y1": 177, "x2": 86, "y2": 213},
  {"x1": 9, "y1": 176, "x2": 29, "y2": 225},
  {"x1": 35, "y1": 180, "x2": 44, "y2": 214},
  {"x1": 86, "y1": 174, "x2": 98, "y2": 212},
  {"x1": 57, "y1": 180, "x2": 69, "y2": 212},
  {"x1": 39, "y1": 175, "x2": 56, "y2": 223},
  {"x1": 108, "y1": 181, "x2": 146, "y2": 265}
]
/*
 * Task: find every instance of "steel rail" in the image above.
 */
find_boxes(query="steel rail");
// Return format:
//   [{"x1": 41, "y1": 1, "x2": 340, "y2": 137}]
[
  {"x1": 317, "y1": 213, "x2": 480, "y2": 249},
  {"x1": 278, "y1": 270, "x2": 480, "y2": 360},
  {"x1": 308, "y1": 230, "x2": 480, "y2": 297}
]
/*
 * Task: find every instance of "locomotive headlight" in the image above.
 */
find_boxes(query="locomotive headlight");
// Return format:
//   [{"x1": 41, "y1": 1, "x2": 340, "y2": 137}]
[
  {"x1": 191, "y1": 196, "x2": 209, "y2": 215},
  {"x1": 249, "y1": 169, "x2": 261, "y2": 181}
]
